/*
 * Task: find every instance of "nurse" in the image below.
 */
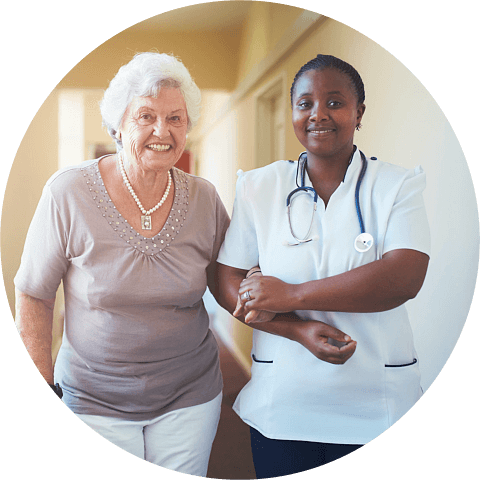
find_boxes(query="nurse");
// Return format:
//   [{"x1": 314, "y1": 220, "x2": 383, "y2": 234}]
[{"x1": 216, "y1": 54, "x2": 430, "y2": 478}]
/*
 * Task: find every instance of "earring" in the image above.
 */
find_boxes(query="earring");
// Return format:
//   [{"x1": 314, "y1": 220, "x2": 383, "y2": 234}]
[
  {"x1": 115, "y1": 130, "x2": 121, "y2": 140},
  {"x1": 356, "y1": 123, "x2": 362, "y2": 131}
]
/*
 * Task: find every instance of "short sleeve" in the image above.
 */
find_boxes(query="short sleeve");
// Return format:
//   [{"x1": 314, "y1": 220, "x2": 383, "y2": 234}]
[
  {"x1": 217, "y1": 172, "x2": 259, "y2": 270},
  {"x1": 210, "y1": 191, "x2": 230, "y2": 264},
  {"x1": 383, "y1": 166, "x2": 431, "y2": 256},
  {"x1": 14, "y1": 184, "x2": 69, "y2": 299}
]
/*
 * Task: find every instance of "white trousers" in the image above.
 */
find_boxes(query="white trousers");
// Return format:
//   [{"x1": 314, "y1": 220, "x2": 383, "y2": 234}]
[{"x1": 76, "y1": 392, "x2": 222, "y2": 477}]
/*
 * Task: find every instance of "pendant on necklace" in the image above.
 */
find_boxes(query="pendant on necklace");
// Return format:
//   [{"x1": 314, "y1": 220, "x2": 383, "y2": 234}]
[{"x1": 141, "y1": 215, "x2": 152, "y2": 230}]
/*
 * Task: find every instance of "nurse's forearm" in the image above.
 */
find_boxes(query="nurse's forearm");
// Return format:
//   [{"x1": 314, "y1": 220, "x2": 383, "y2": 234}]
[
  {"x1": 298, "y1": 249, "x2": 429, "y2": 312},
  {"x1": 240, "y1": 249, "x2": 429, "y2": 314},
  {"x1": 15, "y1": 289, "x2": 56, "y2": 384}
]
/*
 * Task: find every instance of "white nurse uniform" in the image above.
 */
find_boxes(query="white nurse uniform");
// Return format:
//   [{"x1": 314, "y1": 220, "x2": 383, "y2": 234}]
[{"x1": 217, "y1": 148, "x2": 430, "y2": 445}]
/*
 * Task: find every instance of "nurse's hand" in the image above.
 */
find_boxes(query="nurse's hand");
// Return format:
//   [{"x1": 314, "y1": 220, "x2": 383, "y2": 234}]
[
  {"x1": 292, "y1": 320, "x2": 357, "y2": 364},
  {"x1": 238, "y1": 275, "x2": 297, "y2": 313}
]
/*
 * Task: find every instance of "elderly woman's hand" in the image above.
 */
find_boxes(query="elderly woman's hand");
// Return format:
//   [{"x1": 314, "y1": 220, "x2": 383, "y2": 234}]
[
  {"x1": 233, "y1": 267, "x2": 276, "y2": 323},
  {"x1": 233, "y1": 300, "x2": 276, "y2": 323}
]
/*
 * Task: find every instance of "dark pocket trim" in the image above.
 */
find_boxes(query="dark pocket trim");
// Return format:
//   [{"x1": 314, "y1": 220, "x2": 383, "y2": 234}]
[
  {"x1": 385, "y1": 358, "x2": 417, "y2": 368},
  {"x1": 252, "y1": 354, "x2": 273, "y2": 364}
]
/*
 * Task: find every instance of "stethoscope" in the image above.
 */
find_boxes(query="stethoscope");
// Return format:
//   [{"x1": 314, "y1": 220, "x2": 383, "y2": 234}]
[{"x1": 285, "y1": 148, "x2": 374, "y2": 253}]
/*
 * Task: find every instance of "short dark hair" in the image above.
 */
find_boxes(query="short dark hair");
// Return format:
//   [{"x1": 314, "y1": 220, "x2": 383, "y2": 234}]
[{"x1": 290, "y1": 54, "x2": 365, "y2": 106}]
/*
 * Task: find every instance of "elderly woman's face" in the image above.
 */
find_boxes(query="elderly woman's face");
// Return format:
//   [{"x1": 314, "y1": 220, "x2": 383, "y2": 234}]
[{"x1": 119, "y1": 88, "x2": 188, "y2": 174}]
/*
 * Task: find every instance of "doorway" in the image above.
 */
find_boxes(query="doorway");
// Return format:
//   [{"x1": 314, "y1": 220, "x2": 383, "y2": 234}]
[{"x1": 254, "y1": 74, "x2": 287, "y2": 168}]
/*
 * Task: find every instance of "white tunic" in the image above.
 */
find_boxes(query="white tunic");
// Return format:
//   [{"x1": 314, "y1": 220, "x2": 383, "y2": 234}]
[{"x1": 217, "y1": 149, "x2": 430, "y2": 444}]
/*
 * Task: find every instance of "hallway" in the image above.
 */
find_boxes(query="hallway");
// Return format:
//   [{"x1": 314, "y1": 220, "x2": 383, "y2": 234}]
[{"x1": 207, "y1": 333, "x2": 256, "y2": 479}]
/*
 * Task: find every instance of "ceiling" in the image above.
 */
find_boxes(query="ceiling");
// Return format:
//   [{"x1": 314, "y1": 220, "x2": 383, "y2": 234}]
[{"x1": 125, "y1": 1, "x2": 253, "y2": 33}]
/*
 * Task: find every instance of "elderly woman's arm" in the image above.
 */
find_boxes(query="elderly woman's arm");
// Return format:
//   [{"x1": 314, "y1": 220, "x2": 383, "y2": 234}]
[{"x1": 15, "y1": 289, "x2": 56, "y2": 384}]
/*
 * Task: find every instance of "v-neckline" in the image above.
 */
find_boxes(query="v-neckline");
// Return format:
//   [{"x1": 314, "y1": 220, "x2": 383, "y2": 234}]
[{"x1": 81, "y1": 159, "x2": 190, "y2": 256}]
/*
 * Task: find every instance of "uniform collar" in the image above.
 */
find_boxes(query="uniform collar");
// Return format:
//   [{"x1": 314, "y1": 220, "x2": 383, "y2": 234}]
[
  {"x1": 343, "y1": 146, "x2": 362, "y2": 184},
  {"x1": 299, "y1": 146, "x2": 362, "y2": 188}
]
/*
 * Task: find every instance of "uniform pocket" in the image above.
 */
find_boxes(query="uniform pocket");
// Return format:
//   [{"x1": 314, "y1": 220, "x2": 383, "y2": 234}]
[
  {"x1": 249, "y1": 331, "x2": 279, "y2": 378},
  {"x1": 252, "y1": 354, "x2": 273, "y2": 364},
  {"x1": 250, "y1": 353, "x2": 275, "y2": 379},
  {"x1": 385, "y1": 358, "x2": 417, "y2": 368},
  {"x1": 384, "y1": 359, "x2": 422, "y2": 426}
]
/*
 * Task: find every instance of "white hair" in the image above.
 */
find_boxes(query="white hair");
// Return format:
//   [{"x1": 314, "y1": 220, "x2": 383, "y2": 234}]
[{"x1": 100, "y1": 52, "x2": 201, "y2": 150}]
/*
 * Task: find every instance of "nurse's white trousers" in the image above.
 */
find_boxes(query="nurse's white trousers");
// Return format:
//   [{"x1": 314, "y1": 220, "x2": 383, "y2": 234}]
[{"x1": 76, "y1": 392, "x2": 222, "y2": 476}]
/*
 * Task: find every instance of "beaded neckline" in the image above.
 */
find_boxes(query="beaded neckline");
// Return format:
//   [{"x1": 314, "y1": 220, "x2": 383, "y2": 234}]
[{"x1": 82, "y1": 160, "x2": 189, "y2": 256}]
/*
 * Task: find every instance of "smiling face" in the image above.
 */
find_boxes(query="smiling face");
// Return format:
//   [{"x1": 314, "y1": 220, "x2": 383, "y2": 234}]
[
  {"x1": 291, "y1": 68, "x2": 365, "y2": 163},
  {"x1": 119, "y1": 88, "x2": 188, "y2": 175}
]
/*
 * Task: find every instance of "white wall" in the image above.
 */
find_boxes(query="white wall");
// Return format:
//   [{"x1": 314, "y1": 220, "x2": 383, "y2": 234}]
[
  {"x1": 58, "y1": 89, "x2": 114, "y2": 169},
  {"x1": 195, "y1": 97, "x2": 238, "y2": 212},
  {"x1": 58, "y1": 90, "x2": 85, "y2": 169},
  {"x1": 405, "y1": 121, "x2": 478, "y2": 390},
  {"x1": 343, "y1": 33, "x2": 479, "y2": 391}
]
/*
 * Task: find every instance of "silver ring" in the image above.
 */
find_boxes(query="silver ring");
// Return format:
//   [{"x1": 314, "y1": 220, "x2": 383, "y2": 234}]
[{"x1": 242, "y1": 290, "x2": 252, "y2": 302}]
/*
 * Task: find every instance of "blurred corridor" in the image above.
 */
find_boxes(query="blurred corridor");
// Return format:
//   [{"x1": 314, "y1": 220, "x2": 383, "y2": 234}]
[{"x1": 207, "y1": 333, "x2": 255, "y2": 479}]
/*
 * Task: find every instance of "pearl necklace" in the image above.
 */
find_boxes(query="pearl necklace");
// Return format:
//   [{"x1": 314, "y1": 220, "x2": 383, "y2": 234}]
[{"x1": 118, "y1": 156, "x2": 172, "y2": 230}]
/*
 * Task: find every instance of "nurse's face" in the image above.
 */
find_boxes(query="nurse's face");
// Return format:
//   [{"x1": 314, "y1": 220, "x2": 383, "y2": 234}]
[{"x1": 291, "y1": 68, "x2": 365, "y2": 162}]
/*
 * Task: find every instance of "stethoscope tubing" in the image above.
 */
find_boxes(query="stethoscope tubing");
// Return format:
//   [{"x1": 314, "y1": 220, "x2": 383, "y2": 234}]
[
  {"x1": 286, "y1": 148, "x2": 373, "y2": 251},
  {"x1": 355, "y1": 152, "x2": 368, "y2": 234}
]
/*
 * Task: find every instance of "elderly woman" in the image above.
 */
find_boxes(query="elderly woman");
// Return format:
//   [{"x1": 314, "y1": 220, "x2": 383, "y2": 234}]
[{"x1": 14, "y1": 52, "x2": 229, "y2": 476}]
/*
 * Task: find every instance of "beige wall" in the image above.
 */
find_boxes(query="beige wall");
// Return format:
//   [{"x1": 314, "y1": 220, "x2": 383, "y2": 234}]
[
  {"x1": 2, "y1": 90, "x2": 60, "y2": 313},
  {"x1": 57, "y1": 21, "x2": 243, "y2": 91},
  {"x1": 2, "y1": 4, "x2": 476, "y2": 391}
]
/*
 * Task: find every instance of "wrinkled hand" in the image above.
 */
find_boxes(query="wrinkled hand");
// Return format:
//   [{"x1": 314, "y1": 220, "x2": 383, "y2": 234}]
[
  {"x1": 292, "y1": 320, "x2": 357, "y2": 364},
  {"x1": 233, "y1": 268, "x2": 276, "y2": 323},
  {"x1": 233, "y1": 295, "x2": 276, "y2": 323}
]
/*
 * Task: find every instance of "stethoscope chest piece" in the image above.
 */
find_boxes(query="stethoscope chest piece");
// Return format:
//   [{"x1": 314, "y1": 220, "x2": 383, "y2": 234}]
[{"x1": 354, "y1": 232, "x2": 374, "y2": 253}]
